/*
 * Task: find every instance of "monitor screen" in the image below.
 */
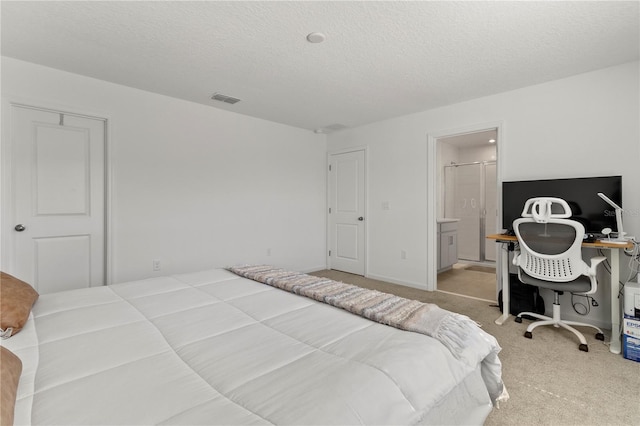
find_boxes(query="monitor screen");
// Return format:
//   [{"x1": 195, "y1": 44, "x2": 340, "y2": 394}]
[{"x1": 501, "y1": 176, "x2": 622, "y2": 234}]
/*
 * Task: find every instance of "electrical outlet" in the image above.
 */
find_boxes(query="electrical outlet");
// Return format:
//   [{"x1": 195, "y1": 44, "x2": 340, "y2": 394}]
[
  {"x1": 266, "y1": 248, "x2": 272, "y2": 256},
  {"x1": 401, "y1": 250, "x2": 407, "y2": 260},
  {"x1": 153, "y1": 259, "x2": 161, "y2": 271}
]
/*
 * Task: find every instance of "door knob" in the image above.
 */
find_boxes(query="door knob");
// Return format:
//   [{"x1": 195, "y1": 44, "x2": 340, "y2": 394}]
[
  {"x1": 14, "y1": 224, "x2": 26, "y2": 232},
  {"x1": 358, "y1": 217, "x2": 364, "y2": 221}
]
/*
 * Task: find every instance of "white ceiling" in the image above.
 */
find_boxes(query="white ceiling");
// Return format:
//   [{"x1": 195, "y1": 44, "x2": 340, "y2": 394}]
[{"x1": 2, "y1": 1, "x2": 638, "y2": 132}]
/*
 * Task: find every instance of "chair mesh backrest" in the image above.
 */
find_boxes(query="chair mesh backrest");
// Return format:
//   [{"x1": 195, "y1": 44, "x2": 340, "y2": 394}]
[{"x1": 514, "y1": 219, "x2": 586, "y2": 282}]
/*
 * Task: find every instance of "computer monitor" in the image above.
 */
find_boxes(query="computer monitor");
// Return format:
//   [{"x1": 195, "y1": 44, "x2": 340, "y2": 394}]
[{"x1": 501, "y1": 176, "x2": 622, "y2": 235}]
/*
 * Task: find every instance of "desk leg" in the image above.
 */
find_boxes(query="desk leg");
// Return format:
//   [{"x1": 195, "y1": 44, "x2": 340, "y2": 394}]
[
  {"x1": 609, "y1": 248, "x2": 621, "y2": 354},
  {"x1": 495, "y1": 243, "x2": 510, "y2": 325}
]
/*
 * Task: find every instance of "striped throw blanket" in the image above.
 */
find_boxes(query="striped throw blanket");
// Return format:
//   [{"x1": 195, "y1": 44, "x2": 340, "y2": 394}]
[{"x1": 228, "y1": 265, "x2": 488, "y2": 364}]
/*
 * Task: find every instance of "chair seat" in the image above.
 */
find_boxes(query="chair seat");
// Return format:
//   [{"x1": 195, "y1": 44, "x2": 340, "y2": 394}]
[{"x1": 519, "y1": 271, "x2": 592, "y2": 293}]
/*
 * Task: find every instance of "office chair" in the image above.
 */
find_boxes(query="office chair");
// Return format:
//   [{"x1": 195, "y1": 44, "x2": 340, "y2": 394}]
[{"x1": 512, "y1": 197, "x2": 606, "y2": 352}]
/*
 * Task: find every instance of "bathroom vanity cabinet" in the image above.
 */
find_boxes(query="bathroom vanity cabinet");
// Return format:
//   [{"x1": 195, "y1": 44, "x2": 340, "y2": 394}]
[{"x1": 437, "y1": 219, "x2": 459, "y2": 273}]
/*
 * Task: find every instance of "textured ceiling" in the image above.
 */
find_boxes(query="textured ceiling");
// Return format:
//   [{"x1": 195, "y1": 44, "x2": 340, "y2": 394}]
[{"x1": 2, "y1": 1, "x2": 639, "y2": 132}]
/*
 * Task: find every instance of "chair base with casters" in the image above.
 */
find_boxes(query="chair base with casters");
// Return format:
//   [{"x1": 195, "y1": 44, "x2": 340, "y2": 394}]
[{"x1": 515, "y1": 289, "x2": 605, "y2": 352}]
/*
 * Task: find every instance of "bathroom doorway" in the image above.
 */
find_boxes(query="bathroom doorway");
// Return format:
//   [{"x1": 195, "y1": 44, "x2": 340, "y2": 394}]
[{"x1": 435, "y1": 129, "x2": 498, "y2": 301}]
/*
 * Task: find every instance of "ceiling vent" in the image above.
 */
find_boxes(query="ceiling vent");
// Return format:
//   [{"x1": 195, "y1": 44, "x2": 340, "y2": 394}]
[
  {"x1": 211, "y1": 93, "x2": 241, "y2": 104},
  {"x1": 314, "y1": 123, "x2": 348, "y2": 134},
  {"x1": 325, "y1": 123, "x2": 348, "y2": 131}
]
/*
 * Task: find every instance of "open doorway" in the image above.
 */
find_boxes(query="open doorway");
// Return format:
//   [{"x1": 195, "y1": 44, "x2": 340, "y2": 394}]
[{"x1": 434, "y1": 129, "x2": 499, "y2": 301}]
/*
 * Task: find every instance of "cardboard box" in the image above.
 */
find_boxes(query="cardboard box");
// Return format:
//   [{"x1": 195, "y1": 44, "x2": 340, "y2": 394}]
[
  {"x1": 623, "y1": 334, "x2": 640, "y2": 362},
  {"x1": 623, "y1": 315, "x2": 640, "y2": 362},
  {"x1": 623, "y1": 315, "x2": 640, "y2": 338}
]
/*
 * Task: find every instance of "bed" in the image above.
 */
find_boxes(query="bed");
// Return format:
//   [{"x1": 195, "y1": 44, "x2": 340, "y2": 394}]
[{"x1": 1, "y1": 266, "x2": 507, "y2": 425}]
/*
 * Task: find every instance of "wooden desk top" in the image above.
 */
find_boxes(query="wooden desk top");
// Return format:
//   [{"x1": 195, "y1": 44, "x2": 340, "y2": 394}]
[{"x1": 486, "y1": 234, "x2": 634, "y2": 250}]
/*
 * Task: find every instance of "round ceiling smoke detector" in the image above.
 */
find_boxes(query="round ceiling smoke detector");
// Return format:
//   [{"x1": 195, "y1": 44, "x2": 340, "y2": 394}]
[{"x1": 306, "y1": 32, "x2": 326, "y2": 43}]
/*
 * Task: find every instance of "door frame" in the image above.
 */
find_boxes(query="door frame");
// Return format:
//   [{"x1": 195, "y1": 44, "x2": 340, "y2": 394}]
[
  {"x1": 326, "y1": 146, "x2": 368, "y2": 275},
  {"x1": 426, "y1": 121, "x2": 504, "y2": 291},
  {"x1": 1, "y1": 97, "x2": 113, "y2": 285}
]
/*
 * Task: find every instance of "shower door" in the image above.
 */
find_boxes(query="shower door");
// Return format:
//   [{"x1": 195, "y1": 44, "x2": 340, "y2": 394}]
[{"x1": 444, "y1": 161, "x2": 496, "y2": 263}]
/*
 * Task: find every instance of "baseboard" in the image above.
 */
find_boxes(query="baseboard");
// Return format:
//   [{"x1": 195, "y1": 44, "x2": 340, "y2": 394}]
[{"x1": 300, "y1": 265, "x2": 328, "y2": 274}]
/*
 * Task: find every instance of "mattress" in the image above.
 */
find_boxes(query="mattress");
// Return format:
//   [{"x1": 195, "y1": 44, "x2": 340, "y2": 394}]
[{"x1": 2, "y1": 268, "x2": 505, "y2": 425}]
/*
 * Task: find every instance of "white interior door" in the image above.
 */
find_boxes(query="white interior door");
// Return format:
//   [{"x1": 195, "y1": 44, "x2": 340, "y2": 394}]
[
  {"x1": 10, "y1": 105, "x2": 106, "y2": 294},
  {"x1": 328, "y1": 150, "x2": 365, "y2": 275},
  {"x1": 484, "y1": 162, "x2": 497, "y2": 262}
]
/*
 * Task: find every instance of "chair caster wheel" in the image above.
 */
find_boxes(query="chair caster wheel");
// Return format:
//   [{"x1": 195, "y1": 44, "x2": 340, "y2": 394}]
[
  {"x1": 524, "y1": 331, "x2": 532, "y2": 339},
  {"x1": 595, "y1": 333, "x2": 605, "y2": 341},
  {"x1": 515, "y1": 317, "x2": 522, "y2": 323},
  {"x1": 579, "y1": 344, "x2": 589, "y2": 352}
]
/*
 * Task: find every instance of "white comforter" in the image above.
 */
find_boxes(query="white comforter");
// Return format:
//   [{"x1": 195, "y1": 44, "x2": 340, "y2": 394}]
[{"x1": 3, "y1": 269, "x2": 503, "y2": 425}]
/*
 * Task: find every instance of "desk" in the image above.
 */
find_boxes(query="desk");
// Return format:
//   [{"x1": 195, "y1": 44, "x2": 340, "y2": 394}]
[{"x1": 487, "y1": 234, "x2": 633, "y2": 354}]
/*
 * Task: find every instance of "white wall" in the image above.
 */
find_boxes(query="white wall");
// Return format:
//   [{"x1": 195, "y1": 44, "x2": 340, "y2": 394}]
[
  {"x1": 328, "y1": 61, "x2": 640, "y2": 328},
  {"x1": 1, "y1": 57, "x2": 328, "y2": 283},
  {"x1": 457, "y1": 145, "x2": 496, "y2": 164}
]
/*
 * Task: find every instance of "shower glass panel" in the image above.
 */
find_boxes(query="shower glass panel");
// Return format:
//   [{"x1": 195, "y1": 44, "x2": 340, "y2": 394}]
[
  {"x1": 445, "y1": 163, "x2": 482, "y2": 261},
  {"x1": 444, "y1": 161, "x2": 496, "y2": 263}
]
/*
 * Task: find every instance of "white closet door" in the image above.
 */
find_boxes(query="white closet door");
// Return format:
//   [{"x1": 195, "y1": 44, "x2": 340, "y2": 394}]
[
  {"x1": 328, "y1": 150, "x2": 366, "y2": 275},
  {"x1": 10, "y1": 105, "x2": 106, "y2": 293}
]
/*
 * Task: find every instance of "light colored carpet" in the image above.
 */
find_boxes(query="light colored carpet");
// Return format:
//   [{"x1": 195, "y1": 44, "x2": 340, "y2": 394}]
[
  {"x1": 310, "y1": 269, "x2": 640, "y2": 426},
  {"x1": 437, "y1": 263, "x2": 497, "y2": 302}
]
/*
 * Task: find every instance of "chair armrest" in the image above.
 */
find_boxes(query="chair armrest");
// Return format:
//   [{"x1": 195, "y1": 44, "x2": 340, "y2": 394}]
[
  {"x1": 512, "y1": 250, "x2": 521, "y2": 266},
  {"x1": 588, "y1": 256, "x2": 607, "y2": 276}
]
